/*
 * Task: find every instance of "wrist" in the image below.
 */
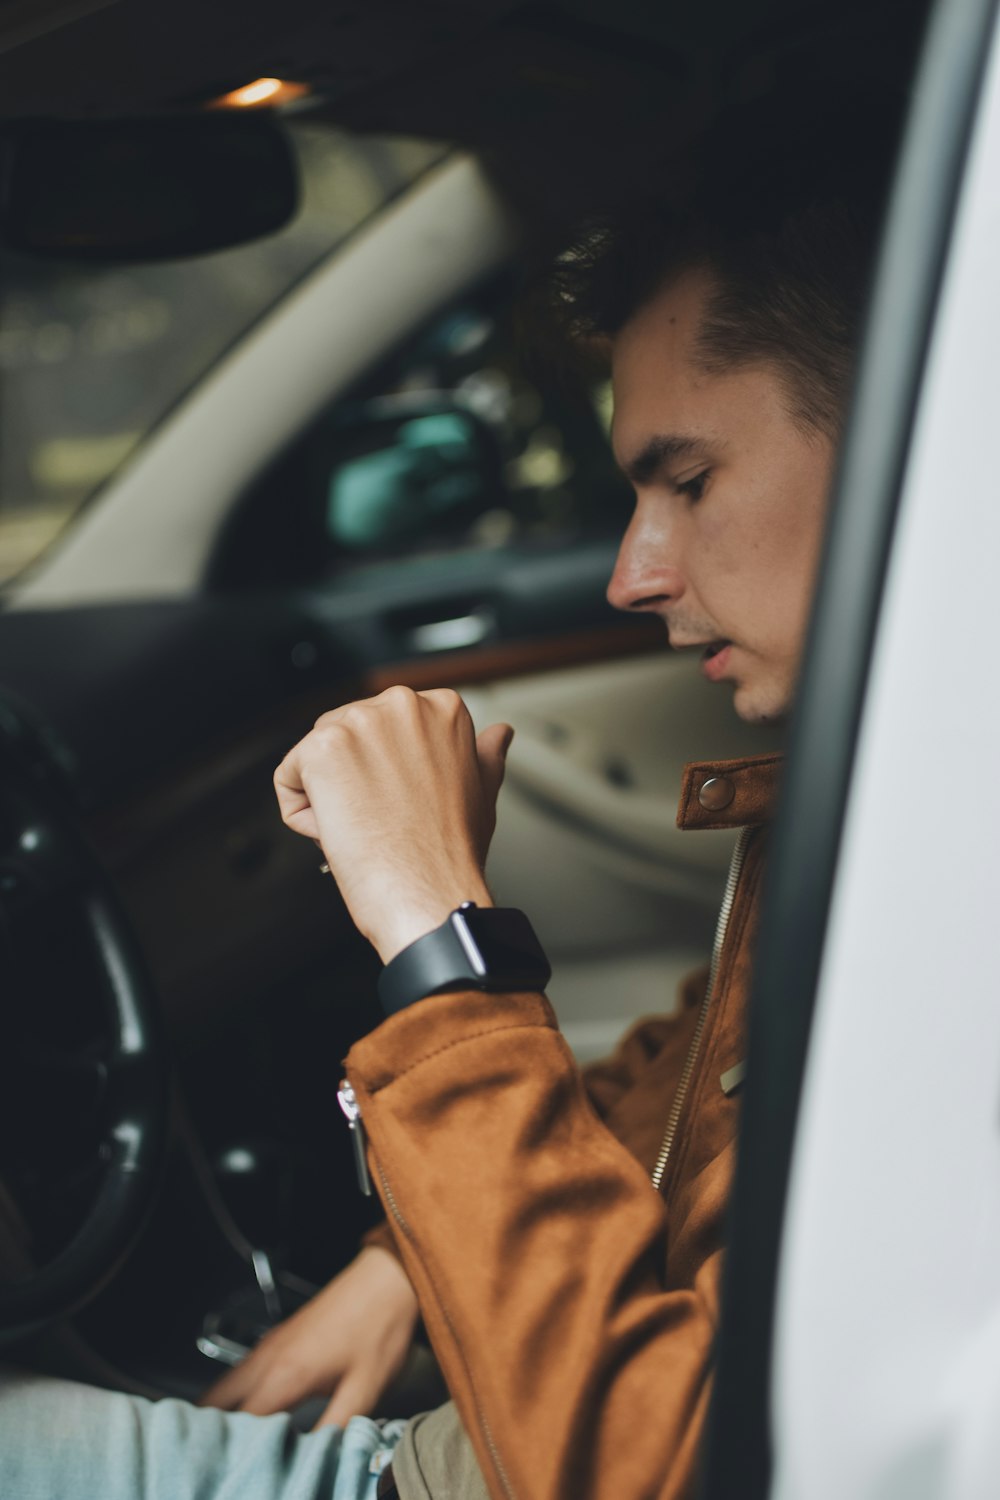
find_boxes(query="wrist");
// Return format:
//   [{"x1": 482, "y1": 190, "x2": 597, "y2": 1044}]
[{"x1": 369, "y1": 881, "x2": 494, "y2": 965}]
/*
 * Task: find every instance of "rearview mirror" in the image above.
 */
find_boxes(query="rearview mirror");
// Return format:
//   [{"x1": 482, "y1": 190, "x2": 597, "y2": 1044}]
[
  {"x1": 0, "y1": 116, "x2": 299, "y2": 261},
  {"x1": 326, "y1": 397, "x2": 507, "y2": 553}
]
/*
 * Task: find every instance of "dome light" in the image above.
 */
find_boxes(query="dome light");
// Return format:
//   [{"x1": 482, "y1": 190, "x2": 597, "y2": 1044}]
[{"x1": 210, "y1": 77, "x2": 309, "y2": 110}]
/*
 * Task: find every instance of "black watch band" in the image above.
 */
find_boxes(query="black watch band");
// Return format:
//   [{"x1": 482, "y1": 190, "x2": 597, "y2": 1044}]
[{"x1": 377, "y1": 901, "x2": 551, "y2": 1015}]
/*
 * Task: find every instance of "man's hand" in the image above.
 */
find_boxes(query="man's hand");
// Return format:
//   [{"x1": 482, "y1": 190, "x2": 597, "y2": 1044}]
[
  {"x1": 274, "y1": 686, "x2": 514, "y2": 962},
  {"x1": 199, "y1": 1246, "x2": 420, "y2": 1428}
]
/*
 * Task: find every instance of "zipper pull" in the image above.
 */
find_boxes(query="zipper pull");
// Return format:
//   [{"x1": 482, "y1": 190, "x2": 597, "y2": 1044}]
[{"x1": 337, "y1": 1080, "x2": 372, "y2": 1197}]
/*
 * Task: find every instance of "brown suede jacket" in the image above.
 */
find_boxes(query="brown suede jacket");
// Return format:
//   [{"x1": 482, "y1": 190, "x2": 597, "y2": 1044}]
[{"x1": 347, "y1": 753, "x2": 781, "y2": 1500}]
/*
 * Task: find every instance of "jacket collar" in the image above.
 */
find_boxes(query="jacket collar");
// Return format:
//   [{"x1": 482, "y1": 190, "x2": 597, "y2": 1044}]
[{"x1": 676, "y1": 753, "x2": 784, "y2": 832}]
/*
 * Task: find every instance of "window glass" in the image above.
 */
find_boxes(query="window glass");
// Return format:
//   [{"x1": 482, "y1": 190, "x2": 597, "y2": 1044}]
[
  {"x1": 213, "y1": 281, "x2": 631, "y2": 590},
  {"x1": 0, "y1": 125, "x2": 445, "y2": 586},
  {"x1": 326, "y1": 295, "x2": 631, "y2": 585}
]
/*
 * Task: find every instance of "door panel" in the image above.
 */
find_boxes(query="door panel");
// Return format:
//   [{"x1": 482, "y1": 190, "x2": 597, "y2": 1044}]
[{"x1": 462, "y1": 652, "x2": 782, "y2": 1057}]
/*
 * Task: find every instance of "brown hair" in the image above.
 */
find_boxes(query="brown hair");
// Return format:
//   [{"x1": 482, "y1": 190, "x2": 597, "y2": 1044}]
[{"x1": 538, "y1": 197, "x2": 875, "y2": 439}]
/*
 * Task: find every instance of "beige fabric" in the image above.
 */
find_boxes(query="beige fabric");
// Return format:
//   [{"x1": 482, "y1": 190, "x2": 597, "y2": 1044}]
[{"x1": 393, "y1": 1401, "x2": 490, "y2": 1500}]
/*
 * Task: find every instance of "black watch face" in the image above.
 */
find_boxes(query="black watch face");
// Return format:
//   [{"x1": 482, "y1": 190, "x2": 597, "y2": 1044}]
[{"x1": 454, "y1": 906, "x2": 549, "y2": 980}]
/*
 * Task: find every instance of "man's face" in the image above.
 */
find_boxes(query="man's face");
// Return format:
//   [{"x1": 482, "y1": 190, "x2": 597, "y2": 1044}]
[{"x1": 607, "y1": 271, "x2": 835, "y2": 724}]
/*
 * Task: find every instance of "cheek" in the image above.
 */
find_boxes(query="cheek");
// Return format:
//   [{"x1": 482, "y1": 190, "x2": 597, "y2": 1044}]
[
  {"x1": 756, "y1": 495, "x2": 829, "y2": 646},
  {"x1": 691, "y1": 506, "x2": 768, "y2": 600},
  {"x1": 706, "y1": 487, "x2": 827, "y2": 645}
]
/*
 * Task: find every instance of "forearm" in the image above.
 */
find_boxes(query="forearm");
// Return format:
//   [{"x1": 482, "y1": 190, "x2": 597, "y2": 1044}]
[{"x1": 346, "y1": 988, "x2": 723, "y2": 1500}]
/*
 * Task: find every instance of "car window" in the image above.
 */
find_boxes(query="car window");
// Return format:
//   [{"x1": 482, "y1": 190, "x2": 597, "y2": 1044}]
[
  {"x1": 210, "y1": 280, "x2": 633, "y2": 592},
  {"x1": 0, "y1": 124, "x2": 445, "y2": 587}
]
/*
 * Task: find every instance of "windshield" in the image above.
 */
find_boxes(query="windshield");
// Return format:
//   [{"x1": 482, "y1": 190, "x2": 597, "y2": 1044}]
[{"x1": 0, "y1": 122, "x2": 445, "y2": 586}]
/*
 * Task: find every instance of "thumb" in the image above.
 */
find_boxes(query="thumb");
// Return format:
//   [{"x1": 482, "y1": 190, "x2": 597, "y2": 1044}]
[{"x1": 476, "y1": 722, "x2": 514, "y2": 804}]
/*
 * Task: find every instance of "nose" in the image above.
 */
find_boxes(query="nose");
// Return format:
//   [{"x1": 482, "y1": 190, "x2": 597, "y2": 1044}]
[{"x1": 606, "y1": 500, "x2": 687, "y2": 613}]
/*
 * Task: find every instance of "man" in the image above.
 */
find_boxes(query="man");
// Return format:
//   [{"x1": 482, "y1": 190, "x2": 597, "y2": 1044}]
[
  {"x1": 0, "y1": 198, "x2": 869, "y2": 1498},
  {"x1": 208, "y1": 200, "x2": 868, "y2": 1497}
]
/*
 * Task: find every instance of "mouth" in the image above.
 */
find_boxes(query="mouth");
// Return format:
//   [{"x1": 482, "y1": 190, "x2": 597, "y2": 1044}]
[
  {"x1": 700, "y1": 640, "x2": 733, "y2": 681},
  {"x1": 665, "y1": 632, "x2": 736, "y2": 677}
]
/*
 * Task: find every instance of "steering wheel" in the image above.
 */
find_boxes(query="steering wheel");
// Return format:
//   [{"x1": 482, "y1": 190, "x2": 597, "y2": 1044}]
[{"x1": 0, "y1": 699, "x2": 169, "y2": 1345}]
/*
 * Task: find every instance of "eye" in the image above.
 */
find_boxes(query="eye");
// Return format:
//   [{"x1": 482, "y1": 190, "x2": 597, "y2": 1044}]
[{"x1": 674, "y1": 468, "x2": 710, "y2": 503}]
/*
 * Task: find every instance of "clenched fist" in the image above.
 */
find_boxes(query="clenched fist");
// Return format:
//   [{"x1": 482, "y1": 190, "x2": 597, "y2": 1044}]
[{"x1": 274, "y1": 686, "x2": 513, "y2": 963}]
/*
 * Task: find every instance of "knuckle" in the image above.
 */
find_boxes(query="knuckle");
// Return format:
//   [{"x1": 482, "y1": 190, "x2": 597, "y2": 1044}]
[
  {"x1": 312, "y1": 706, "x2": 344, "y2": 730},
  {"x1": 380, "y1": 683, "x2": 417, "y2": 708},
  {"x1": 424, "y1": 687, "x2": 464, "y2": 714},
  {"x1": 310, "y1": 722, "x2": 344, "y2": 753}
]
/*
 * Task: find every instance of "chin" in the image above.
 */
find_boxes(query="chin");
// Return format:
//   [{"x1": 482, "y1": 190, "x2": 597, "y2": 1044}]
[{"x1": 731, "y1": 680, "x2": 791, "y2": 727}]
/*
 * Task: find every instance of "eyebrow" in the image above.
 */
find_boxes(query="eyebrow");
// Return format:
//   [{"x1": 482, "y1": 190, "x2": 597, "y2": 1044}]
[{"x1": 618, "y1": 433, "x2": 717, "y2": 486}]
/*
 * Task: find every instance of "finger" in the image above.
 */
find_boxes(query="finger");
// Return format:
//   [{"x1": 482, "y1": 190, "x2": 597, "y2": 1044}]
[
  {"x1": 236, "y1": 1364, "x2": 321, "y2": 1417},
  {"x1": 317, "y1": 1369, "x2": 381, "y2": 1429},
  {"x1": 273, "y1": 754, "x2": 322, "y2": 840},
  {"x1": 211, "y1": 1337, "x2": 333, "y2": 1418},
  {"x1": 418, "y1": 686, "x2": 466, "y2": 715},
  {"x1": 198, "y1": 1358, "x2": 255, "y2": 1411}
]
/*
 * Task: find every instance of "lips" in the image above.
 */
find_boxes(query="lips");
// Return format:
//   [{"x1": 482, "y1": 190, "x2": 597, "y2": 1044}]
[{"x1": 700, "y1": 641, "x2": 733, "y2": 682}]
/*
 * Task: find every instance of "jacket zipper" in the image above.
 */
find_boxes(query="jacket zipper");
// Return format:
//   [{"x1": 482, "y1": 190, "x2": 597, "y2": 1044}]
[
  {"x1": 337, "y1": 1080, "x2": 372, "y2": 1197},
  {"x1": 650, "y1": 826, "x2": 751, "y2": 1193}
]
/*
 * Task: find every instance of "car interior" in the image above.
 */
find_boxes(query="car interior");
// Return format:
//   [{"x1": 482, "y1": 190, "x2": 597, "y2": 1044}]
[{"x1": 0, "y1": 0, "x2": 934, "y2": 1447}]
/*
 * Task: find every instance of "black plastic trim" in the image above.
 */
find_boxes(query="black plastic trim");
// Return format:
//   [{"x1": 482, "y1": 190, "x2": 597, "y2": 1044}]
[{"x1": 700, "y1": 0, "x2": 1000, "y2": 1495}]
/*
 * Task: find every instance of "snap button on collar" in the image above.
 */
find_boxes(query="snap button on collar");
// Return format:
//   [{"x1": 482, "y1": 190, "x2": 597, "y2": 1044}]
[
  {"x1": 677, "y1": 754, "x2": 783, "y2": 831},
  {"x1": 698, "y1": 775, "x2": 735, "y2": 811}
]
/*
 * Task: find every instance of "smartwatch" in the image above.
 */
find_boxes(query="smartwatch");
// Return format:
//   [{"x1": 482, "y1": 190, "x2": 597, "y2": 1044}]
[{"x1": 377, "y1": 901, "x2": 552, "y2": 1015}]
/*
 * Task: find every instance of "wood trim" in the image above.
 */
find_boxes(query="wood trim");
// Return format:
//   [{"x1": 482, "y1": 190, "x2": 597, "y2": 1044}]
[{"x1": 363, "y1": 619, "x2": 665, "y2": 693}]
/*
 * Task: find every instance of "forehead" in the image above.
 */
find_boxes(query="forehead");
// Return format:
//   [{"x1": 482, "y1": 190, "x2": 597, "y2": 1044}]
[{"x1": 609, "y1": 270, "x2": 716, "y2": 467}]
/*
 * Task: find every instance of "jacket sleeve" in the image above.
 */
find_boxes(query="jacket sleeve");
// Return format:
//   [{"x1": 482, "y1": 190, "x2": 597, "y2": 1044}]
[
  {"x1": 346, "y1": 986, "x2": 729, "y2": 1500},
  {"x1": 358, "y1": 965, "x2": 710, "y2": 1273}
]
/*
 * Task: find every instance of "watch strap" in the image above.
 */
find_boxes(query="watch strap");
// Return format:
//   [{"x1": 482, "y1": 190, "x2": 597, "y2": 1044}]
[{"x1": 377, "y1": 903, "x2": 550, "y2": 1015}]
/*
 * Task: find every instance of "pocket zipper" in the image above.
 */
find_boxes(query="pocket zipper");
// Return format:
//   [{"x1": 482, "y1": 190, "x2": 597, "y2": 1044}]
[
  {"x1": 337, "y1": 1080, "x2": 373, "y2": 1197},
  {"x1": 336, "y1": 1081, "x2": 514, "y2": 1495}
]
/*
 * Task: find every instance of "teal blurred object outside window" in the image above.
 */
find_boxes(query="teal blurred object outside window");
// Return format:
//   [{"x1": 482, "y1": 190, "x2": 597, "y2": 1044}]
[{"x1": 328, "y1": 414, "x2": 485, "y2": 549}]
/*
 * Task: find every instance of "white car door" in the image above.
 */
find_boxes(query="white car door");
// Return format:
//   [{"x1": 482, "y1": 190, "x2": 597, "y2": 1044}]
[{"x1": 698, "y1": 0, "x2": 1000, "y2": 1496}]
